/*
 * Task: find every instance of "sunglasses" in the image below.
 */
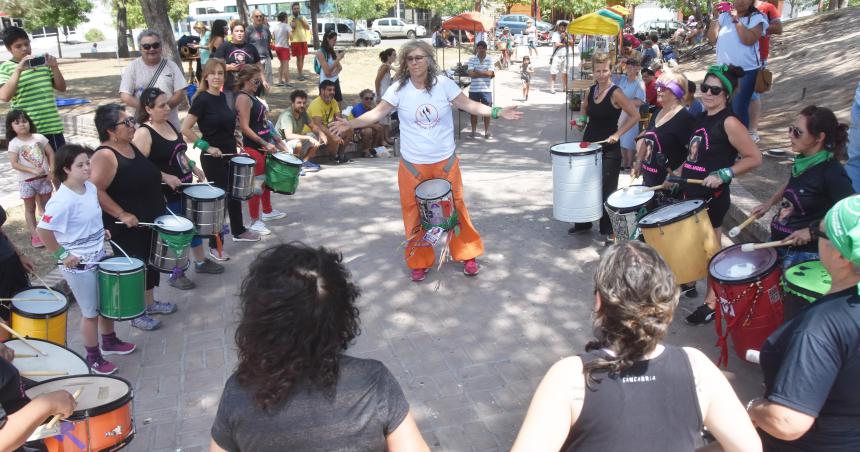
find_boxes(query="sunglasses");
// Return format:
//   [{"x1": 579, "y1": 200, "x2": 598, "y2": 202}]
[
  {"x1": 141, "y1": 42, "x2": 161, "y2": 51},
  {"x1": 789, "y1": 125, "x2": 804, "y2": 139},
  {"x1": 699, "y1": 83, "x2": 724, "y2": 96},
  {"x1": 114, "y1": 117, "x2": 136, "y2": 128},
  {"x1": 406, "y1": 55, "x2": 426, "y2": 63}
]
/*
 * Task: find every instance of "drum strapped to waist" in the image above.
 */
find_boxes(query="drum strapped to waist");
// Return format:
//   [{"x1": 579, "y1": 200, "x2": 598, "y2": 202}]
[
  {"x1": 265, "y1": 152, "x2": 303, "y2": 195},
  {"x1": 415, "y1": 178, "x2": 458, "y2": 232},
  {"x1": 149, "y1": 215, "x2": 195, "y2": 274},
  {"x1": 182, "y1": 184, "x2": 226, "y2": 236},
  {"x1": 604, "y1": 185, "x2": 656, "y2": 243},
  {"x1": 550, "y1": 142, "x2": 603, "y2": 223},
  {"x1": 781, "y1": 259, "x2": 830, "y2": 322},
  {"x1": 98, "y1": 256, "x2": 146, "y2": 321},
  {"x1": 10, "y1": 287, "x2": 69, "y2": 346},
  {"x1": 229, "y1": 156, "x2": 256, "y2": 200}
]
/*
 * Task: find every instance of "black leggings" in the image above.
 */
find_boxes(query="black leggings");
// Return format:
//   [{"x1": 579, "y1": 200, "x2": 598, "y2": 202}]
[
  {"x1": 599, "y1": 151, "x2": 622, "y2": 235},
  {"x1": 202, "y1": 154, "x2": 247, "y2": 247}
]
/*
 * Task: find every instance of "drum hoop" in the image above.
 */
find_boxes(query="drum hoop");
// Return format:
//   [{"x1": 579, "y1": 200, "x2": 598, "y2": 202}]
[
  {"x1": 11, "y1": 287, "x2": 69, "y2": 318},
  {"x1": 97, "y1": 258, "x2": 145, "y2": 275},
  {"x1": 269, "y1": 153, "x2": 303, "y2": 166},
  {"x1": 638, "y1": 200, "x2": 706, "y2": 228},
  {"x1": 549, "y1": 142, "x2": 602, "y2": 156},
  {"x1": 708, "y1": 244, "x2": 778, "y2": 284},
  {"x1": 415, "y1": 179, "x2": 452, "y2": 201},
  {"x1": 28, "y1": 375, "x2": 133, "y2": 420},
  {"x1": 230, "y1": 156, "x2": 255, "y2": 165},
  {"x1": 184, "y1": 187, "x2": 226, "y2": 201},
  {"x1": 6, "y1": 337, "x2": 88, "y2": 369},
  {"x1": 606, "y1": 187, "x2": 655, "y2": 214}
]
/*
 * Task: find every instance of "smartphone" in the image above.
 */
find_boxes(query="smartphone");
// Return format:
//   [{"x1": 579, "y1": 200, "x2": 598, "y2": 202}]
[
  {"x1": 717, "y1": 2, "x2": 733, "y2": 12},
  {"x1": 27, "y1": 55, "x2": 46, "y2": 68}
]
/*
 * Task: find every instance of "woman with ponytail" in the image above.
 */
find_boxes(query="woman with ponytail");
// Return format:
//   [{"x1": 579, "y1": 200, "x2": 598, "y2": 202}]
[{"x1": 511, "y1": 241, "x2": 760, "y2": 452}]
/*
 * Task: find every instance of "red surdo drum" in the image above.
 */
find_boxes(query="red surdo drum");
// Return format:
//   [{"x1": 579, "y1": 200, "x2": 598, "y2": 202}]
[{"x1": 708, "y1": 244, "x2": 783, "y2": 367}]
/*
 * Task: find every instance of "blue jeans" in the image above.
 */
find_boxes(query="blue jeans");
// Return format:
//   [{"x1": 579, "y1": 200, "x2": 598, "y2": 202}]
[
  {"x1": 777, "y1": 247, "x2": 819, "y2": 270},
  {"x1": 845, "y1": 82, "x2": 860, "y2": 192},
  {"x1": 732, "y1": 67, "x2": 759, "y2": 128}
]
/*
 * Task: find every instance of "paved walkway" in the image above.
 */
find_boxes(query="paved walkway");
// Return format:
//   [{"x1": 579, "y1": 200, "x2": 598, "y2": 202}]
[{"x1": 10, "y1": 45, "x2": 764, "y2": 451}]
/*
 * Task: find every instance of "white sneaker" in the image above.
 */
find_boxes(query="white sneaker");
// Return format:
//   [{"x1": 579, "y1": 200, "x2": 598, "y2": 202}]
[
  {"x1": 261, "y1": 209, "x2": 286, "y2": 221},
  {"x1": 249, "y1": 220, "x2": 272, "y2": 235}
]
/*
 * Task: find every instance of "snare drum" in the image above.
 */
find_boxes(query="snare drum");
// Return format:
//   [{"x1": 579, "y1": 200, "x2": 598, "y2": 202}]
[
  {"x1": 98, "y1": 257, "x2": 146, "y2": 321},
  {"x1": 27, "y1": 375, "x2": 135, "y2": 452},
  {"x1": 229, "y1": 156, "x2": 256, "y2": 200},
  {"x1": 265, "y1": 152, "x2": 303, "y2": 195},
  {"x1": 415, "y1": 178, "x2": 457, "y2": 231},
  {"x1": 639, "y1": 200, "x2": 719, "y2": 284},
  {"x1": 604, "y1": 186, "x2": 656, "y2": 242},
  {"x1": 5, "y1": 338, "x2": 89, "y2": 383},
  {"x1": 550, "y1": 142, "x2": 603, "y2": 223},
  {"x1": 11, "y1": 287, "x2": 68, "y2": 346},
  {"x1": 782, "y1": 260, "x2": 830, "y2": 321},
  {"x1": 182, "y1": 184, "x2": 225, "y2": 236},
  {"x1": 149, "y1": 215, "x2": 194, "y2": 273},
  {"x1": 709, "y1": 244, "x2": 783, "y2": 366}
]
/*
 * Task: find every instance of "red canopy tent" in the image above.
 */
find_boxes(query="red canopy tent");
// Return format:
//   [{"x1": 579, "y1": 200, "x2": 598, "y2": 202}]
[{"x1": 439, "y1": 12, "x2": 495, "y2": 69}]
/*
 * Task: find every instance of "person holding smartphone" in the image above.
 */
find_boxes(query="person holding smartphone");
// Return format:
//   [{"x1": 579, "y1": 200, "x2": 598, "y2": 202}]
[
  {"x1": 0, "y1": 26, "x2": 68, "y2": 153},
  {"x1": 289, "y1": 2, "x2": 310, "y2": 81}
]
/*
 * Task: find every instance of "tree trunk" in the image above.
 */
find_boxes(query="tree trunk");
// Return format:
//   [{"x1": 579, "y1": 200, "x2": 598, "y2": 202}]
[
  {"x1": 475, "y1": 0, "x2": 481, "y2": 12},
  {"x1": 237, "y1": 0, "x2": 250, "y2": 25},
  {"x1": 310, "y1": 0, "x2": 320, "y2": 49},
  {"x1": 116, "y1": 0, "x2": 130, "y2": 58},
  {"x1": 54, "y1": 33, "x2": 63, "y2": 58},
  {"x1": 140, "y1": 0, "x2": 182, "y2": 69}
]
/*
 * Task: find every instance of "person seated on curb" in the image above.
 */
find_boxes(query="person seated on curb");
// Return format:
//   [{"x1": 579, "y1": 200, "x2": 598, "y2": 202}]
[
  {"x1": 209, "y1": 243, "x2": 430, "y2": 452},
  {"x1": 307, "y1": 80, "x2": 352, "y2": 163},
  {"x1": 511, "y1": 241, "x2": 760, "y2": 452},
  {"x1": 275, "y1": 89, "x2": 322, "y2": 172},
  {"x1": 349, "y1": 89, "x2": 387, "y2": 158}
]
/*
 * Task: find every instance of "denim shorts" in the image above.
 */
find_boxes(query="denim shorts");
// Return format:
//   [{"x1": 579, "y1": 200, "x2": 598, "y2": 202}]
[
  {"x1": 776, "y1": 247, "x2": 819, "y2": 270},
  {"x1": 468, "y1": 91, "x2": 492, "y2": 106}
]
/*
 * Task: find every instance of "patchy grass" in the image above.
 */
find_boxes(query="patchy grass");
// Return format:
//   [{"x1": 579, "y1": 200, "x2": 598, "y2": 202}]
[{"x1": 2, "y1": 204, "x2": 58, "y2": 278}]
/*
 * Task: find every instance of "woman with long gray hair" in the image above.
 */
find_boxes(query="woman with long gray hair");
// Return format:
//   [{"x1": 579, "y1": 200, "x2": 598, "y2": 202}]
[
  {"x1": 330, "y1": 40, "x2": 522, "y2": 282},
  {"x1": 511, "y1": 241, "x2": 761, "y2": 452}
]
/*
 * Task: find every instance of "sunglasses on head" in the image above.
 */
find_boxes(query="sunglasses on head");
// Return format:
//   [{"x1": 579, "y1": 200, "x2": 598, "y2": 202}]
[
  {"x1": 699, "y1": 83, "x2": 724, "y2": 96},
  {"x1": 141, "y1": 42, "x2": 161, "y2": 51},
  {"x1": 114, "y1": 117, "x2": 136, "y2": 128},
  {"x1": 789, "y1": 125, "x2": 804, "y2": 139}
]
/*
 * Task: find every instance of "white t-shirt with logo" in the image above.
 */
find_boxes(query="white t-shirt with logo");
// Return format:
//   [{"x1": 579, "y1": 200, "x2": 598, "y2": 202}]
[
  {"x1": 382, "y1": 76, "x2": 462, "y2": 164},
  {"x1": 37, "y1": 181, "x2": 105, "y2": 260}
]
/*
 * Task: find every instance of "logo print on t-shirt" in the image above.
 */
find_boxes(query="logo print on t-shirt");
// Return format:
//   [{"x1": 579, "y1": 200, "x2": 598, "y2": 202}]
[
  {"x1": 688, "y1": 135, "x2": 704, "y2": 163},
  {"x1": 414, "y1": 104, "x2": 440, "y2": 129},
  {"x1": 229, "y1": 50, "x2": 250, "y2": 66}
]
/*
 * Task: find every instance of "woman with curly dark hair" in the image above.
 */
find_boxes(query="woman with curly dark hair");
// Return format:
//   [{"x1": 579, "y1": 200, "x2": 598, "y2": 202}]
[
  {"x1": 511, "y1": 241, "x2": 760, "y2": 452},
  {"x1": 209, "y1": 243, "x2": 430, "y2": 452}
]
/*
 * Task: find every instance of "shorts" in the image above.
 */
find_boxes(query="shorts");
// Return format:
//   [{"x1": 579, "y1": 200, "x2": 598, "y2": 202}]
[
  {"x1": 290, "y1": 42, "x2": 309, "y2": 57},
  {"x1": 528, "y1": 39, "x2": 537, "y2": 49},
  {"x1": 468, "y1": 91, "x2": 492, "y2": 106},
  {"x1": 550, "y1": 55, "x2": 567, "y2": 75},
  {"x1": 19, "y1": 177, "x2": 52, "y2": 199},
  {"x1": 61, "y1": 268, "x2": 99, "y2": 318},
  {"x1": 286, "y1": 132, "x2": 318, "y2": 157},
  {"x1": 776, "y1": 247, "x2": 819, "y2": 270},
  {"x1": 274, "y1": 46, "x2": 291, "y2": 61},
  {"x1": 521, "y1": 74, "x2": 531, "y2": 83}
]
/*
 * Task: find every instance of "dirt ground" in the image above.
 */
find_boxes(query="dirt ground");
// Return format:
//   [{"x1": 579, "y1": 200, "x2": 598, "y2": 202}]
[
  {"x1": 2, "y1": 203, "x2": 59, "y2": 277},
  {"x1": 678, "y1": 6, "x2": 860, "y2": 203}
]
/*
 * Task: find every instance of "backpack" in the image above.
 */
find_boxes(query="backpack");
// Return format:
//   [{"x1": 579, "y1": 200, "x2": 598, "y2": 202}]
[{"x1": 314, "y1": 48, "x2": 328, "y2": 75}]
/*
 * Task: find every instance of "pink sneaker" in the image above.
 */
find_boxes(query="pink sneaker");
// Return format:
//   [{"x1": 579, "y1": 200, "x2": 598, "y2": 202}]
[
  {"x1": 463, "y1": 259, "x2": 479, "y2": 276},
  {"x1": 101, "y1": 337, "x2": 137, "y2": 355},
  {"x1": 411, "y1": 268, "x2": 429, "y2": 282},
  {"x1": 31, "y1": 235, "x2": 44, "y2": 248},
  {"x1": 87, "y1": 356, "x2": 118, "y2": 375}
]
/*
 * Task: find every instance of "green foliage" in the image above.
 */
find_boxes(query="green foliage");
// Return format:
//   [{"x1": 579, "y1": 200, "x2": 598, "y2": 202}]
[
  {"x1": 116, "y1": 0, "x2": 189, "y2": 29},
  {"x1": 84, "y1": 28, "x2": 105, "y2": 42},
  {"x1": 334, "y1": 0, "x2": 394, "y2": 22},
  {"x1": 0, "y1": 0, "x2": 94, "y2": 29},
  {"x1": 405, "y1": 0, "x2": 474, "y2": 16},
  {"x1": 545, "y1": 0, "x2": 608, "y2": 16},
  {"x1": 653, "y1": 0, "x2": 709, "y2": 19}
]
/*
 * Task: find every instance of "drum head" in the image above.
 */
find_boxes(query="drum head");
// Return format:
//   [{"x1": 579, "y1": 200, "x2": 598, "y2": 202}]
[
  {"x1": 607, "y1": 186, "x2": 655, "y2": 211},
  {"x1": 638, "y1": 200, "x2": 705, "y2": 228},
  {"x1": 155, "y1": 215, "x2": 194, "y2": 232},
  {"x1": 26, "y1": 375, "x2": 132, "y2": 419},
  {"x1": 231, "y1": 156, "x2": 255, "y2": 165},
  {"x1": 784, "y1": 260, "x2": 831, "y2": 299},
  {"x1": 272, "y1": 153, "x2": 303, "y2": 166},
  {"x1": 12, "y1": 288, "x2": 67, "y2": 316},
  {"x1": 184, "y1": 184, "x2": 226, "y2": 199},
  {"x1": 5, "y1": 339, "x2": 89, "y2": 381},
  {"x1": 415, "y1": 179, "x2": 452, "y2": 200},
  {"x1": 709, "y1": 244, "x2": 777, "y2": 283},
  {"x1": 98, "y1": 257, "x2": 145, "y2": 273},
  {"x1": 550, "y1": 142, "x2": 602, "y2": 156}
]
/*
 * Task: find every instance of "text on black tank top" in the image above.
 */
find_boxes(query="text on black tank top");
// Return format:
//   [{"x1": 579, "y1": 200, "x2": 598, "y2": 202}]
[
  {"x1": 97, "y1": 144, "x2": 165, "y2": 230},
  {"x1": 563, "y1": 345, "x2": 703, "y2": 452},
  {"x1": 681, "y1": 107, "x2": 737, "y2": 199},
  {"x1": 240, "y1": 91, "x2": 271, "y2": 150},
  {"x1": 143, "y1": 123, "x2": 192, "y2": 203}
]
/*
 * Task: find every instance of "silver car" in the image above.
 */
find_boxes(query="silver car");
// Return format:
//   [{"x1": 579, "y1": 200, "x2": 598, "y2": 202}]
[{"x1": 371, "y1": 17, "x2": 426, "y2": 39}]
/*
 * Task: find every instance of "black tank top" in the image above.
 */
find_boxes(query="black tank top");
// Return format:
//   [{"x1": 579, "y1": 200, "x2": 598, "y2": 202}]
[
  {"x1": 563, "y1": 345, "x2": 703, "y2": 452},
  {"x1": 239, "y1": 91, "x2": 271, "y2": 150},
  {"x1": 98, "y1": 144, "x2": 165, "y2": 233},
  {"x1": 584, "y1": 84, "x2": 622, "y2": 142},
  {"x1": 681, "y1": 107, "x2": 737, "y2": 199},
  {"x1": 142, "y1": 123, "x2": 192, "y2": 203}
]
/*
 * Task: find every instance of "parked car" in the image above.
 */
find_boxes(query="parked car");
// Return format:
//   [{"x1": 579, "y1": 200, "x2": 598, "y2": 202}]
[
  {"x1": 371, "y1": 17, "x2": 426, "y2": 39},
  {"x1": 495, "y1": 14, "x2": 552, "y2": 36},
  {"x1": 315, "y1": 17, "x2": 380, "y2": 47},
  {"x1": 636, "y1": 19, "x2": 685, "y2": 39}
]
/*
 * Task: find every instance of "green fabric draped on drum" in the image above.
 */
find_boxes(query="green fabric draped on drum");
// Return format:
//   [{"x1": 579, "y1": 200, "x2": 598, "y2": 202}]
[
  {"x1": 265, "y1": 155, "x2": 300, "y2": 195},
  {"x1": 157, "y1": 228, "x2": 195, "y2": 258},
  {"x1": 782, "y1": 260, "x2": 832, "y2": 303},
  {"x1": 421, "y1": 210, "x2": 459, "y2": 232}
]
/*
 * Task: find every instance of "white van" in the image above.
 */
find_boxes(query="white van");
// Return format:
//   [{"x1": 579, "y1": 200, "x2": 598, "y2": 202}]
[{"x1": 315, "y1": 17, "x2": 380, "y2": 47}]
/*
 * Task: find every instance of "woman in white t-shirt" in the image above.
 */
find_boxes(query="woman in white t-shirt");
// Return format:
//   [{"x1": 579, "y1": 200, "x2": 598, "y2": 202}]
[
  {"x1": 37, "y1": 144, "x2": 137, "y2": 375},
  {"x1": 330, "y1": 40, "x2": 521, "y2": 282}
]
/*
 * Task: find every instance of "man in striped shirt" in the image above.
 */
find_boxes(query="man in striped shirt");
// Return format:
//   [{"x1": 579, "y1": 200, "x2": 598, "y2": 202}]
[
  {"x1": 0, "y1": 27, "x2": 67, "y2": 151},
  {"x1": 467, "y1": 41, "x2": 494, "y2": 139}
]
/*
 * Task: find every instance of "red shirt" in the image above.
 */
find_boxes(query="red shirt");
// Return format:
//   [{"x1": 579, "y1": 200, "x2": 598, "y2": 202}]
[
  {"x1": 757, "y1": 2, "x2": 780, "y2": 61},
  {"x1": 644, "y1": 79, "x2": 660, "y2": 107}
]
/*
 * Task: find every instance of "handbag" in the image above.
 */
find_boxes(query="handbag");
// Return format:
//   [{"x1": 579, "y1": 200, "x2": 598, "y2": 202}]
[{"x1": 755, "y1": 67, "x2": 772, "y2": 93}]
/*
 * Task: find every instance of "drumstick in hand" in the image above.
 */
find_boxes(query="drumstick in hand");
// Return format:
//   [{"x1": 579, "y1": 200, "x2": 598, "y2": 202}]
[
  {"x1": 729, "y1": 215, "x2": 759, "y2": 238},
  {"x1": 0, "y1": 323, "x2": 45, "y2": 355},
  {"x1": 666, "y1": 176, "x2": 705, "y2": 185},
  {"x1": 45, "y1": 386, "x2": 83, "y2": 429},
  {"x1": 741, "y1": 240, "x2": 791, "y2": 252}
]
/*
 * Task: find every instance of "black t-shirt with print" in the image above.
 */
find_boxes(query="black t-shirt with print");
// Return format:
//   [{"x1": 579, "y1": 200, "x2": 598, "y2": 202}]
[
  {"x1": 213, "y1": 41, "x2": 260, "y2": 90},
  {"x1": 681, "y1": 107, "x2": 737, "y2": 199},
  {"x1": 0, "y1": 357, "x2": 30, "y2": 419},
  {"x1": 769, "y1": 158, "x2": 854, "y2": 252},
  {"x1": 188, "y1": 91, "x2": 237, "y2": 154},
  {"x1": 640, "y1": 107, "x2": 694, "y2": 187}
]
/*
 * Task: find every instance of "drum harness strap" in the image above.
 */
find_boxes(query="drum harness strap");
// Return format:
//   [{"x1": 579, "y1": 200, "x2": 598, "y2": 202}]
[
  {"x1": 713, "y1": 281, "x2": 763, "y2": 368},
  {"x1": 402, "y1": 154, "x2": 461, "y2": 264}
]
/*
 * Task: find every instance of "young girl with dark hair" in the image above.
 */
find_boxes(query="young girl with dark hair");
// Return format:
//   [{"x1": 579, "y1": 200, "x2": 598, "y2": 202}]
[
  {"x1": 37, "y1": 144, "x2": 136, "y2": 374},
  {"x1": 316, "y1": 31, "x2": 344, "y2": 102},
  {"x1": 5, "y1": 109, "x2": 53, "y2": 248}
]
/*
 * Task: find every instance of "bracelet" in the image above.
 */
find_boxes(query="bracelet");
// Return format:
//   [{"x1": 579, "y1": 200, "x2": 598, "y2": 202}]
[
  {"x1": 711, "y1": 167, "x2": 734, "y2": 183},
  {"x1": 189, "y1": 160, "x2": 197, "y2": 169},
  {"x1": 194, "y1": 138, "x2": 210, "y2": 152},
  {"x1": 746, "y1": 397, "x2": 762, "y2": 411},
  {"x1": 51, "y1": 246, "x2": 67, "y2": 260},
  {"x1": 491, "y1": 106, "x2": 501, "y2": 120}
]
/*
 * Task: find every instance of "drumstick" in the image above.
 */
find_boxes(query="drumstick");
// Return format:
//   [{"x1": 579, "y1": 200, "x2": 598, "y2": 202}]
[
  {"x1": 728, "y1": 215, "x2": 759, "y2": 238},
  {"x1": 666, "y1": 175, "x2": 705, "y2": 185},
  {"x1": 165, "y1": 205, "x2": 182, "y2": 222},
  {"x1": 21, "y1": 371, "x2": 68, "y2": 377},
  {"x1": 30, "y1": 273, "x2": 63, "y2": 303},
  {"x1": 0, "y1": 323, "x2": 45, "y2": 355},
  {"x1": 114, "y1": 221, "x2": 158, "y2": 226},
  {"x1": 109, "y1": 240, "x2": 134, "y2": 265},
  {"x1": 0, "y1": 298, "x2": 57, "y2": 302},
  {"x1": 161, "y1": 182, "x2": 211, "y2": 186},
  {"x1": 741, "y1": 240, "x2": 791, "y2": 252},
  {"x1": 13, "y1": 353, "x2": 37, "y2": 358},
  {"x1": 636, "y1": 184, "x2": 667, "y2": 193},
  {"x1": 203, "y1": 153, "x2": 239, "y2": 156},
  {"x1": 45, "y1": 386, "x2": 83, "y2": 429}
]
